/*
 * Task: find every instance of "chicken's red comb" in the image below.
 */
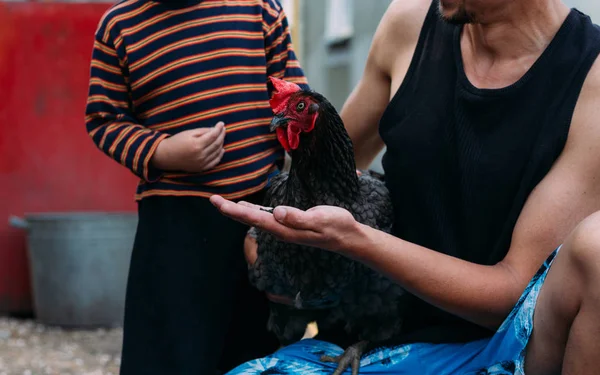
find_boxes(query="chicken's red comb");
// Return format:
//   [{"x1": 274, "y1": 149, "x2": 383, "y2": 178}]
[{"x1": 269, "y1": 76, "x2": 301, "y2": 114}]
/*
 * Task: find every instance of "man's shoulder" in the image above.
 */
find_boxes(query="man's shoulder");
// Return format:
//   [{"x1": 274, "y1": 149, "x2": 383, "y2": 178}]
[
  {"x1": 375, "y1": 0, "x2": 431, "y2": 40},
  {"x1": 369, "y1": 0, "x2": 431, "y2": 78},
  {"x1": 387, "y1": 0, "x2": 433, "y2": 25},
  {"x1": 95, "y1": 0, "x2": 148, "y2": 41}
]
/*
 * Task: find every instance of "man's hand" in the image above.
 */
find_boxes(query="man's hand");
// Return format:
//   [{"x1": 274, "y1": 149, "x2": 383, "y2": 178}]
[
  {"x1": 244, "y1": 228, "x2": 303, "y2": 306},
  {"x1": 151, "y1": 122, "x2": 226, "y2": 172},
  {"x1": 233, "y1": 203, "x2": 362, "y2": 307},
  {"x1": 210, "y1": 195, "x2": 361, "y2": 254},
  {"x1": 239, "y1": 172, "x2": 363, "y2": 269},
  {"x1": 244, "y1": 231, "x2": 259, "y2": 266}
]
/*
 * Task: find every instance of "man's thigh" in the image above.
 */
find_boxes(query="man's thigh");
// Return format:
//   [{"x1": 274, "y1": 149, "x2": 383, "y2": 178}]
[
  {"x1": 524, "y1": 249, "x2": 573, "y2": 374},
  {"x1": 525, "y1": 212, "x2": 600, "y2": 375}
]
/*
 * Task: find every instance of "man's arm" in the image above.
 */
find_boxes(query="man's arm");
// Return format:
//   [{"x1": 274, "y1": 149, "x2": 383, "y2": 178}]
[
  {"x1": 210, "y1": 58, "x2": 600, "y2": 330},
  {"x1": 85, "y1": 25, "x2": 169, "y2": 182},
  {"x1": 351, "y1": 60, "x2": 600, "y2": 328},
  {"x1": 340, "y1": 0, "x2": 429, "y2": 169}
]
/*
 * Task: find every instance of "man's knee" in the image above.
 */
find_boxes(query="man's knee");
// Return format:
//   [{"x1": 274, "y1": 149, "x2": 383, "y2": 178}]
[{"x1": 564, "y1": 211, "x2": 600, "y2": 278}]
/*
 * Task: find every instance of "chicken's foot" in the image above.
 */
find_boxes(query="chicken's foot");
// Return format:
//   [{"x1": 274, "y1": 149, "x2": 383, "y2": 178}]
[{"x1": 320, "y1": 340, "x2": 369, "y2": 375}]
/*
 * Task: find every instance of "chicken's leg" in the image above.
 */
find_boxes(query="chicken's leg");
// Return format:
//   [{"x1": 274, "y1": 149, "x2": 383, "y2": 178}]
[{"x1": 320, "y1": 340, "x2": 369, "y2": 375}]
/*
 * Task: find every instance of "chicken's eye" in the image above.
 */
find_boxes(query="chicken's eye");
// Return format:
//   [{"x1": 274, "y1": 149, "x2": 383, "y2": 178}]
[{"x1": 296, "y1": 102, "x2": 306, "y2": 112}]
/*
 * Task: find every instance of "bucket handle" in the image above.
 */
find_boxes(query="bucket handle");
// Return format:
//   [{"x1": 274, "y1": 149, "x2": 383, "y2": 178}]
[{"x1": 9, "y1": 216, "x2": 29, "y2": 230}]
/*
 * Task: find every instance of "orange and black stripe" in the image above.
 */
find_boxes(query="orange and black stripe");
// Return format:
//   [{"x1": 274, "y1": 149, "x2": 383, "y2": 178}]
[{"x1": 85, "y1": 0, "x2": 308, "y2": 200}]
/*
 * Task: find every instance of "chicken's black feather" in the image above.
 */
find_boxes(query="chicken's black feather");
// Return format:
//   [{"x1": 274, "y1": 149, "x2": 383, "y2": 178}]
[{"x1": 250, "y1": 89, "x2": 408, "y2": 363}]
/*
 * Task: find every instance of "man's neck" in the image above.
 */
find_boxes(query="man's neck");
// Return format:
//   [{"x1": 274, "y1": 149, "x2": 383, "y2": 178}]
[{"x1": 460, "y1": 0, "x2": 570, "y2": 89}]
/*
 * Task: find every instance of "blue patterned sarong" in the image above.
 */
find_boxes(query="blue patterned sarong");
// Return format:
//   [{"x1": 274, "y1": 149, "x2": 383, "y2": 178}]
[{"x1": 226, "y1": 247, "x2": 559, "y2": 375}]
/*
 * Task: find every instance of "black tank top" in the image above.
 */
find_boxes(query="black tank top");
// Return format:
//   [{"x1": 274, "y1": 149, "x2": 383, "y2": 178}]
[{"x1": 380, "y1": 2, "x2": 600, "y2": 344}]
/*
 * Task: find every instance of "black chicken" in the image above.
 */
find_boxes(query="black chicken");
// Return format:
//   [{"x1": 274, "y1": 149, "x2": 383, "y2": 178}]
[{"x1": 249, "y1": 77, "x2": 407, "y2": 375}]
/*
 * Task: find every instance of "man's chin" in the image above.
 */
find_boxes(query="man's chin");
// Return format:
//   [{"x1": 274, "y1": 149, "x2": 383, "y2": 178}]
[
  {"x1": 439, "y1": 0, "x2": 458, "y2": 8},
  {"x1": 438, "y1": 0, "x2": 475, "y2": 25}
]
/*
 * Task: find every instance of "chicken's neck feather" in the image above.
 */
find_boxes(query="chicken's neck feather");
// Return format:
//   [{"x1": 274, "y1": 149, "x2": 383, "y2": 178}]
[{"x1": 287, "y1": 98, "x2": 360, "y2": 202}]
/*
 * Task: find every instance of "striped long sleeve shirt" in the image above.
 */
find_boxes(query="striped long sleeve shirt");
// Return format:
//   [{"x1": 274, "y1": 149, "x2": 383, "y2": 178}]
[{"x1": 85, "y1": 0, "x2": 308, "y2": 201}]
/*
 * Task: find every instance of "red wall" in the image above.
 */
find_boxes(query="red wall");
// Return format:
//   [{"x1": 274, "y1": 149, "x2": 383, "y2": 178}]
[{"x1": 0, "y1": 2, "x2": 139, "y2": 313}]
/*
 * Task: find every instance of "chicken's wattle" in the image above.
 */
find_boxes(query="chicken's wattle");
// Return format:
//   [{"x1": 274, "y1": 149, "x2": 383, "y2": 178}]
[{"x1": 276, "y1": 125, "x2": 302, "y2": 151}]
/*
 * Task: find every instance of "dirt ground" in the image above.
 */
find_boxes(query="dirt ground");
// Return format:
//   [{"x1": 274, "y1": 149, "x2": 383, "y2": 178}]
[
  {"x1": 0, "y1": 317, "x2": 122, "y2": 375},
  {"x1": 0, "y1": 317, "x2": 318, "y2": 375}
]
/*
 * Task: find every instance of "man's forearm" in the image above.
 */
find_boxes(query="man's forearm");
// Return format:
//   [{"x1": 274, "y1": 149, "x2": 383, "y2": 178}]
[{"x1": 345, "y1": 224, "x2": 527, "y2": 330}]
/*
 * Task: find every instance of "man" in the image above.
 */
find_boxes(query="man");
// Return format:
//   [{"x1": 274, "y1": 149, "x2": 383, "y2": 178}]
[
  {"x1": 211, "y1": 0, "x2": 600, "y2": 373},
  {"x1": 84, "y1": 0, "x2": 307, "y2": 374}
]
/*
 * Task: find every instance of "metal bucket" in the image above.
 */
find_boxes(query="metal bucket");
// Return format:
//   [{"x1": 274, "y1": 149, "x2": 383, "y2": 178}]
[{"x1": 9, "y1": 212, "x2": 137, "y2": 328}]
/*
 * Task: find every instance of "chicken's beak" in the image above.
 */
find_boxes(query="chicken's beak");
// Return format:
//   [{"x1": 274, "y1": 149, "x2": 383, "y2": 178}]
[{"x1": 269, "y1": 113, "x2": 289, "y2": 132}]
